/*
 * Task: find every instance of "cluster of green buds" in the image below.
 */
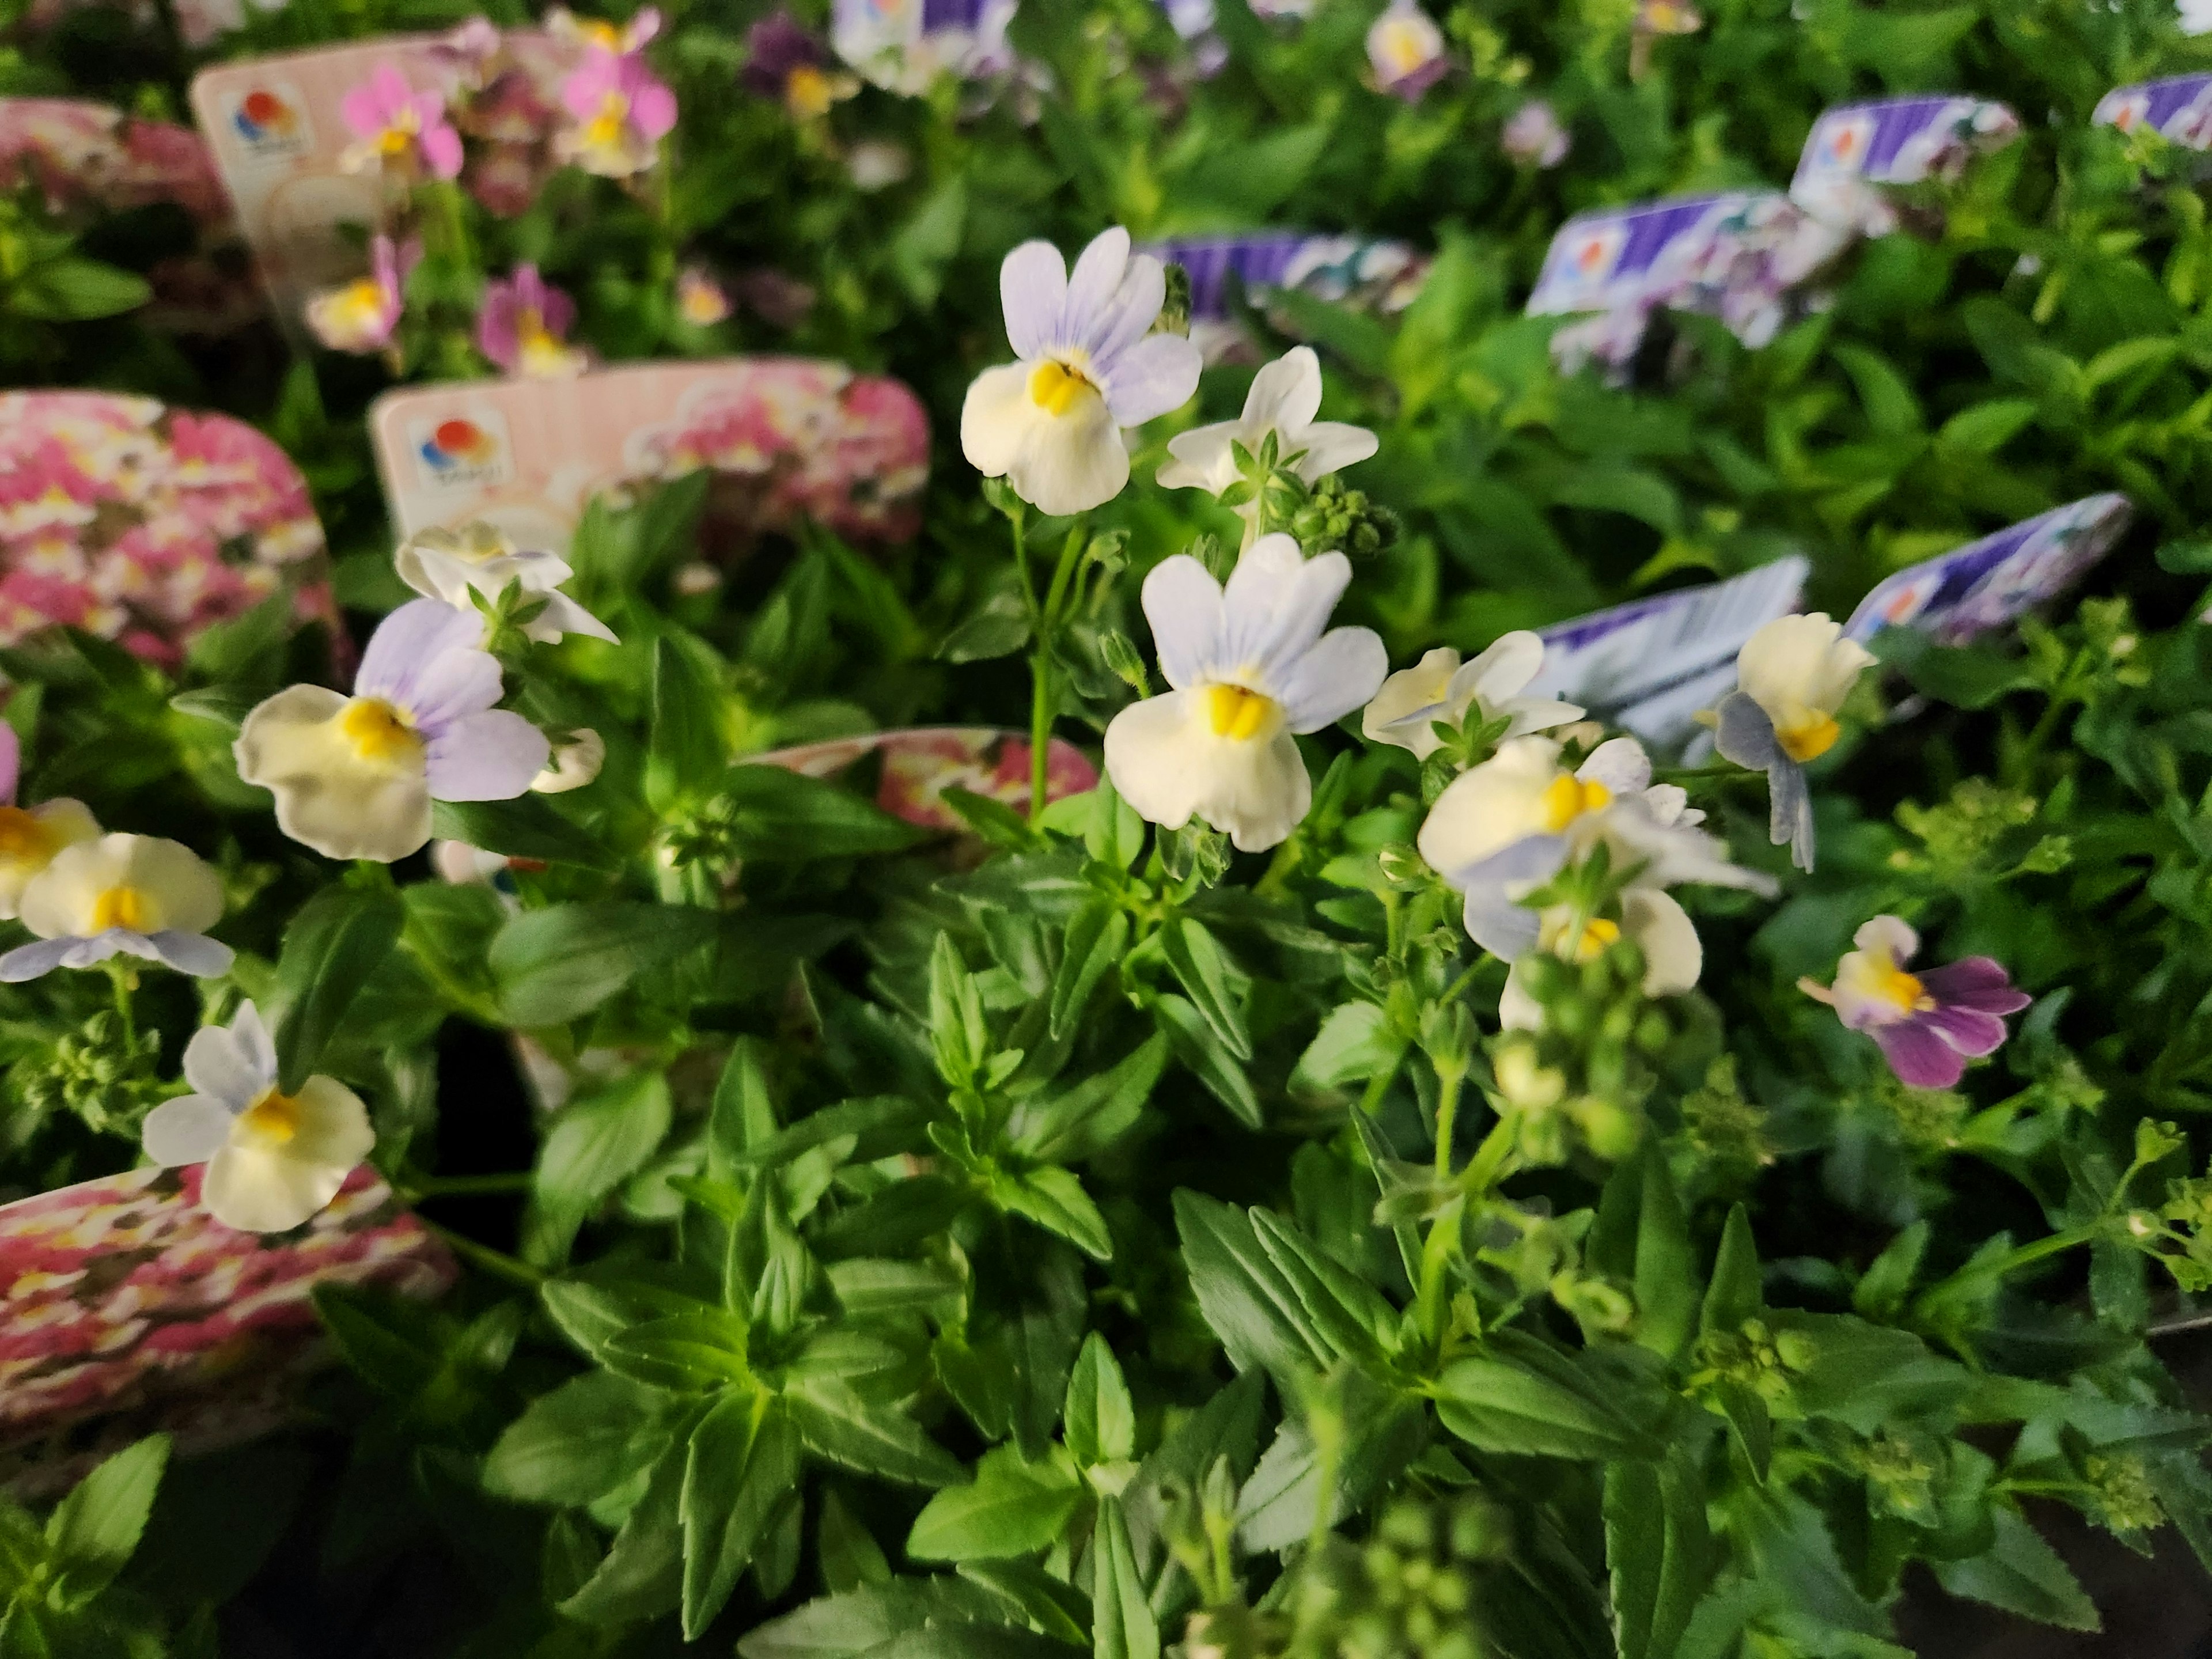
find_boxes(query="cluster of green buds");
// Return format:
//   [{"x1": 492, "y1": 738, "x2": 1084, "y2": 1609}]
[
  {"x1": 1677, "y1": 1056, "x2": 1772, "y2": 1186},
  {"x1": 1871, "y1": 1072, "x2": 1971, "y2": 1157},
  {"x1": 1485, "y1": 939, "x2": 1673, "y2": 1166},
  {"x1": 2144, "y1": 1162, "x2": 2212, "y2": 1291},
  {"x1": 1687, "y1": 1317, "x2": 1816, "y2": 1407},
  {"x1": 1287, "y1": 474, "x2": 1400, "y2": 563},
  {"x1": 1854, "y1": 1427, "x2": 1942, "y2": 1525},
  {"x1": 2082, "y1": 1452, "x2": 2166, "y2": 1537},
  {"x1": 7, "y1": 1011, "x2": 166, "y2": 1139},
  {"x1": 1282, "y1": 1494, "x2": 1512, "y2": 1659},
  {"x1": 1890, "y1": 779, "x2": 2065, "y2": 885}
]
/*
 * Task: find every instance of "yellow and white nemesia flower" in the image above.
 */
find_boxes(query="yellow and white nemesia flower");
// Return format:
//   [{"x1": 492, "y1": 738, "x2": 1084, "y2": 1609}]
[
  {"x1": 395, "y1": 521, "x2": 618, "y2": 645},
  {"x1": 0, "y1": 832, "x2": 233, "y2": 981},
  {"x1": 962, "y1": 228, "x2": 1205, "y2": 517},
  {"x1": 1104, "y1": 535, "x2": 1387, "y2": 853},
  {"x1": 1361, "y1": 632, "x2": 1585, "y2": 761},
  {"x1": 141, "y1": 1001, "x2": 376, "y2": 1234},
  {"x1": 1710, "y1": 612, "x2": 1876, "y2": 872},
  {"x1": 0, "y1": 797, "x2": 99, "y2": 921},
  {"x1": 1497, "y1": 888, "x2": 1704, "y2": 1030},
  {"x1": 1157, "y1": 347, "x2": 1377, "y2": 544},
  {"x1": 1418, "y1": 734, "x2": 1770, "y2": 959}
]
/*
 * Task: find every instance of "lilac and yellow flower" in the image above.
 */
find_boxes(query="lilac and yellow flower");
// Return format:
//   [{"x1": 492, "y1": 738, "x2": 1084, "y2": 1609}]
[
  {"x1": 0, "y1": 832, "x2": 232, "y2": 981},
  {"x1": 962, "y1": 228, "x2": 1203, "y2": 517},
  {"x1": 475, "y1": 264, "x2": 589, "y2": 379},
  {"x1": 234, "y1": 599, "x2": 550, "y2": 863},
  {"x1": 1158, "y1": 347, "x2": 1376, "y2": 543},
  {"x1": 1363, "y1": 634, "x2": 1582, "y2": 762},
  {"x1": 1801, "y1": 916, "x2": 2031, "y2": 1089},
  {"x1": 1710, "y1": 613, "x2": 1874, "y2": 873},
  {"x1": 676, "y1": 266, "x2": 732, "y2": 327},
  {"x1": 1366, "y1": 1, "x2": 1449, "y2": 101},
  {"x1": 558, "y1": 44, "x2": 678, "y2": 177},
  {"x1": 1503, "y1": 99, "x2": 1570, "y2": 168},
  {"x1": 338, "y1": 64, "x2": 464, "y2": 180},
  {"x1": 1103, "y1": 535, "x2": 1387, "y2": 852},
  {"x1": 547, "y1": 6, "x2": 662, "y2": 56},
  {"x1": 0, "y1": 724, "x2": 98, "y2": 922},
  {"x1": 743, "y1": 12, "x2": 858, "y2": 120},
  {"x1": 142, "y1": 1002, "x2": 374, "y2": 1235},
  {"x1": 304, "y1": 235, "x2": 419, "y2": 356},
  {"x1": 394, "y1": 521, "x2": 615, "y2": 644}
]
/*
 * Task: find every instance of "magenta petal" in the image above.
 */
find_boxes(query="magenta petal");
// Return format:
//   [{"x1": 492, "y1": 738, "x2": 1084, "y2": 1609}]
[
  {"x1": 340, "y1": 83, "x2": 384, "y2": 139},
  {"x1": 1920, "y1": 1004, "x2": 2008, "y2": 1059},
  {"x1": 631, "y1": 80, "x2": 679, "y2": 141},
  {"x1": 1873, "y1": 1022, "x2": 1967, "y2": 1089},
  {"x1": 422, "y1": 124, "x2": 465, "y2": 180},
  {"x1": 0, "y1": 722, "x2": 20, "y2": 806},
  {"x1": 1917, "y1": 958, "x2": 2031, "y2": 1015}
]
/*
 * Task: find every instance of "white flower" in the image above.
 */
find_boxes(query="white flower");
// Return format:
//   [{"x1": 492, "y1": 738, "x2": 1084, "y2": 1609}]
[
  {"x1": 532, "y1": 728, "x2": 606, "y2": 794},
  {"x1": 0, "y1": 798, "x2": 100, "y2": 921},
  {"x1": 1418, "y1": 735, "x2": 1768, "y2": 959},
  {"x1": 1711, "y1": 612, "x2": 1874, "y2": 872},
  {"x1": 236, "y1": 600, "x2": 551, "y2": 864},
  {"x1": 963, "y1": 228, "x2": 1204, "y2": 517},
  {"x1": 141, "y1": 1001, "x2": 375, "y2": 1234},
  {"x1": 1361, "y1": 634, "x2": 1584, "y2": 761},
  {"x1": 1498, "y1": 888, "x2": 1702, "y2": 1030},
  {"x1": 395, "y1": 521, "x2": 617, "y2": 645},
  {"x1": 1104, "y1": 534, "x2": 1387, "y2": 852},
  {"x1": 1157, "y1": 347, "x2": 1377, "y2": 537},
  {"x1": 0, "y1": 833, "x2": 232, "y2": 981}
]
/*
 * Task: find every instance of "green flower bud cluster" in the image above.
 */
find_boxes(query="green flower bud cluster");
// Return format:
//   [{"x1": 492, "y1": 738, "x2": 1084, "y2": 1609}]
[
  {"x1": 1891, "y1": 780, "x2": 2041, "y2": 884},
  {"x1": 1288, "y1": 475, "x2": 1400, "y2": 563},
  {"x1": 1677, "y1": 1055, "x2": 1771, "y2": 1182},
  {"x1": 1285, "y1": 1494, "x2": 1510, "y2": 1659},
  {"x1": 1688, "y1": 1318, "x2": 1816, "y2": 1406},
  {"x1": 1873, "y1": 1073, "x2": 1969, "y2": 1155},
  {"x1": 2150, "y1": 1168, "x2": 2212, "y2": 1291},
  {"x1": 1857, "y1": 1429, "x2": 1940, "y2": 1524},
  {"x1": 9, "y1": 1011, "x2": 165, "y2": 1138},
  {"x1": 2083, "y1": 1452, "x2": 2165, "y2": 1537},
  {"x1": 1489, "y1": 944, "x2": 1673, "y2": 1166}
]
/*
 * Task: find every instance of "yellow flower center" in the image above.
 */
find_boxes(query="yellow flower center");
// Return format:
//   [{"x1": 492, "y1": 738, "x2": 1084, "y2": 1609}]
[
  {"x1": 332, "y1": 278, "x2": 385, "y2": 323},
  {"x1": 90, "y1": 884, "x2": 154, "y2": 933},
  {"x1": 787, "y1": 65, "x2": 834, "y2": 119},
  {"x1": 339, "y1": 696, "x2": 424, "y2": 764},
  {"x1": 1205, "y1": 684, "x2": 1278, "y2": 741},
  {"x1": 1539, "y1": 774, "x2": 1612, "y2": 833},
  {"x1": 1029, "y1": 358, "x2": 1101, "y2": 418},
  {"x1": 377, "y1": 110, "x2": 421, "y2": 156},
  {"x1": 1541, "y1": 912, "x2": 1621, "y2": 963},
  {"x1": 1868, "y1": 964, "x2": 1926, "y2": 1013},
  {"x1": 238, "y1": 1086, "x2": 303, "y2": 1146},
  {"x1": 585, "y1": 93, "x2": 631, "y2": 149},
  {"x1": 0, "y1": 807, "x2": 55, "y2": 865},
  {"x1": 1775, "y1": 710, "x2": 1840, "y2": 764},
  {"x1": 1377, "y1": 19, "x2": 1429, "y2": 74}
]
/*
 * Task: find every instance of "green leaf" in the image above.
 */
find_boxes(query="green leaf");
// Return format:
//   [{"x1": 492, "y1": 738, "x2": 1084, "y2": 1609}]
[
  {"x1": 1160, "y1": 918, "x2": 1251, "y2": 1061},
  {"x1": 561, "y1": 1429, "x2": 690, "y2": 1627},
  {"x1": 1699, "y1": 1205, "x2": 1763, "y2": 1335},
  {"x1": 602, "y1": 1309, "x2": 752, "y2": 1393},
  {"x1": 1050, "y1": 902, "x2": 1128, "y2": 1040},
  {"x1": 9, "y1": 256, "x2": 150, "y2": 320},
  {"x1": 1431, "y1": 1343, "x2": 1654, "y2": 1461},
  {"x1": 1009, "y1": 1033, "x2": 1166, "y2": 1165},
  {"x1": 264, "y1": 884, "x2": 403, "y2": 1093},
  {"x1": 1605, "y1": 1450, "x2": 1709, "y2": 1659},
  {"x1": 1173, "y1": 1191, "x2": 1334, "y2": 1380},
  {"x1": 787, "y1": 1374, "x2": 961, "y2": 1486},
  {"x1": 681, "y1": 1391, "x2": 799, "y2": 1639},
  {"x1": 1867, "y1": 627, "x2": 2039, "y2": 709},
  {"x1": 1293, "y1": 1002, "x2": 1400, "y2": 1092},
  {"x1": 709, "y1": 1037, "x2": 781, "y2": 1182},
  {"x1": 431, "y1": 796, "x2": 614, "y2": 868},
  {"x1": 1853, "y1": 1223, "x2": 1930, "y2": 1322},
  {"x1": 1154, "y1": 995, "x2": 1262, "y2": 1129},
  {"x1": 525, "y1": 1073, "x2": 675, "y2": 1264},
  {"x1": 1931, "y1": 1508, "x2": 2098, "y2": 1631},
  {"x1": 1934, "y1": 399, "x2": 2039, "y2": 457},
  {"x1": 649, "y1": 633, "x2": 730, "y2": 812},
  {"x1": 722, "y1": 764, "x2": 929, "y2": 861},
  {"x1": 1594, "y1": 1149, "x2": 1697, "y2": 1362},
  {"x1": 1089, "y1": 1498, "x2": 1158, "y2": 1659},
  {"x1": 1082, "y1": 776, "x2": 1146, "y2": 871},
  {"x1": 938, "y1": 590, "x2": 1033, "y2": 663},
  {"x1": 483, "y1": 1372, "x2": 676, "y2": 1506},
  {"x1": 1832, "y1": 345, "x2": 1923, "y2": 439},
  {"x1": 1713, "y1": 1381, "x2": 1772, "y2": 1484},
  {"x1": 737, "y1": 1578, "x2": 1024, "y2": 1659},
  {"x1": 929, "y1": 933, "x2": 991, "y2": 1088},
  {"x1": 45, "y1": 1433, "x2": 169, "y2": 1607},
  {"x1": 997, "y1": 1165, "x2": 1113, "y2": 1262},
  {"x1": 1063, "y1": 1334, "x2": 1135, "y2": 1469},
  {"x1": 491, "y1": 902, "x2": 720, "y2": 1027},
  {"x1": 818, "y1": 1490, "x2": 893, "y2": 1594},
  {"x1": 908, "y1": 1445, "x2": 1087, "y2": 1562},
  {"x1": 959, "y1": 1560, "x2": 1089, "y2": 1645}
]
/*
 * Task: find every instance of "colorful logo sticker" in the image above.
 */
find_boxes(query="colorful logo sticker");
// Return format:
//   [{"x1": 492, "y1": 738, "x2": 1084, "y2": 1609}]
[
  {"x1": 409, "y1": 411, "x2": 512, "y2": 489},
  {"x1": 1810, "y1": 111, "x2": 1876, "y2": 175},
  {"x1": 225, "y1": 82, "x2": 310, "y2": 161},
  {"x1": 1844, "y1": 495, "x2": 2133, "y2": 647}
]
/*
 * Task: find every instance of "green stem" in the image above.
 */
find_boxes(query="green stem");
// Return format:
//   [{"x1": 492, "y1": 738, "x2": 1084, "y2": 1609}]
[
  {"x1": 1433, "y1": 1065, "x2": 1467, "y2": 1181},
  {"x1": 421, "y1": 1218, "x2": 545, "y2": 1289},
  {"x1": 1028, "y1": 645, "x2": 1054, "y2": 821},
  {"x1": 1912, "y1": 1222, "x2": 2104, "y2": 1316},
  {"x1": 104, "y1": 961, "x2": 137, "y2": 1051},
  {"x1": 410, "y1": 1172, "x2": 535, "y2": 1198}
]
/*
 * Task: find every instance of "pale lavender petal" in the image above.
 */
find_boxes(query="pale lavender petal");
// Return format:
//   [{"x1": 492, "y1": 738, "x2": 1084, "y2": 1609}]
[
  {"x1": 148, "y1": 931, "x2": 234, "y2": 977},
  {"x1": 1061, "y1": 229, "x2": 1131, "y2": 347},
  {"x1": 183, "y1": 1014, "x2": 271, "y2": 1109},
  {"x1": 403, "y1": 646, "x2": 505, "y2": 736},
  {"x1": 1083, "y1": 253, "x2": 1167, "y2": 366},
  {"x1": 1141, "y1": 555, "x2": 1228, "y2": 691},
  {"x1": 1464, "y1": 882, "x2": 1541, "y2": 961},
  {"x1": 1276, "y1": 627, "x2": 1387, "y2": 733},
  {"x1": 358, "y1": 599, "x2": 486, "y2": 704},
  {"x1": 1712, "y1": 690, "x2": 1779, "y2": 770},
  {"x1": 1770, "y1": 756, "x2": 1813, "y2": 872},
  {"x1": 425, "y1": 710, "x2": 551, "y2": 802},
  {"x1": 1918, "y1": 1003, "x2": 2009, "y2": 1059},
  {"x1": 142, "y1": 1094, "x2": 236, "y2": 1165},
  {"x1": 1918, "y1": 959, "x2": 2031, "y2": 1016},
  {"x1": 1441, "y1": 834, "x2": 1569, "y2": 911},
  {"x1": 1000, "y1": 240, "x2": 1069, "y2": 358},
  {"x1": 1578, "y1": 737, "x2": 1651, "y2": 796},
  {"x1": 1873, "y1": 1021, "x2": 1965, "y2": 1089},
  {"x1": 0, "y1": 936, "x2": 81, "y2": 982},
  {"x1": 1221, "y1": 542, "x2": 1349, "y2": 685},
  {"x1": 1098, "y1": 332, "x2": 1202, "y2": 426}
]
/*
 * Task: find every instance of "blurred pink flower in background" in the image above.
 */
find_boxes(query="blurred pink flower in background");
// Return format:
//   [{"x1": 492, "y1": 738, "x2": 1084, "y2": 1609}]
[
  {"x1": 558, "y1": 45, "x2": 678, "y2": 176},
  {"x1": 1503, "y1": 99, "x2": 1570, "y2": 168},
  {"x1": 304, "y1": 234, "x2": 419, "y2": 355},
  {"x1": 676, "y1": 266, "x2": 732, "y2": 326},
  {"x1": 339, "y1": 63, "x2": 464, "y2": 179},
  {"x1": 476, "y1": 264, "x2": 590, "y2": 378}
]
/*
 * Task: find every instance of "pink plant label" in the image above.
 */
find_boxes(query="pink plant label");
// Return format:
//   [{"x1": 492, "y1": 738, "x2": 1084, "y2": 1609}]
[
  {"x1": 751, "y1": 727, "x2": 1099, "y2": 831},
  {"x1": 0, "y1": 1164, "x2": 453, "y2": 1494},
  {"x1": 369, "y1": 357, "x2": 932, "y2": 551},
  {"x1": 0, "y1": 391, "x2": 334, "y2": 666}
]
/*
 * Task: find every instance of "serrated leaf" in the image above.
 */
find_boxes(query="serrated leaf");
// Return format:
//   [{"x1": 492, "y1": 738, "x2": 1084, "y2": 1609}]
[{"x1": 908, "y1": 1445, "x2": 1086, "y2": 1562}]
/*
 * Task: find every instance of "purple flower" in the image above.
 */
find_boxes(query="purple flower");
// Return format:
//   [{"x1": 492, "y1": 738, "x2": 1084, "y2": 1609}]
[
  {"x1": 339, "y1": 63, "x2": 464, "y2": 180},
  {"x1": 744, "y1": 12, "x2": 828, "y2": 97},
  {"x1": 475, "y1": 264, "x2": 588, "y2": 378},
  {"x1": 559, "y1": 44, "x2": 678, "y2": 177},
  {"x1": 1503, "y1": 100, "x2": 1570, "y2": 168},
  {"x1": 1801, "y1": 915, "x2": 2032, "y2": 1089}
]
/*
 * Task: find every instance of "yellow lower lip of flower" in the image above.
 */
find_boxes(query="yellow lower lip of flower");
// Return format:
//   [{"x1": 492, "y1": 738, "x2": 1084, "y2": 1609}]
[
  {"x1": 1873, "y1": 965, "x2": 1926, "y2": 1013},
  {"x1": 1205, "y1": 684, "x2": 1278, "y2": 741},
  {"x1": 1777, "y1": 712, "x2": 1840, "y2": 764},
  {"x1": 1542, "y1": 914, "x2": 1620, "y2": 963},
  {"x1": 378, "y1": 127, "x2": 415, "y2": 156},
  {"x1": 90, "y1": 884, "x2": 154, "y2": 933},
  {"x1": 0, "y1": 807, "x2": 55, "y2": 864},
  {"x1": 1029, "y1": 358, "x2": 1101, "y2": 417},
  {"x1": 585, "y1": 94, "x2": 631, "y2": 150},
  {"x1": 340, "y1": 696, "x2": 425, "y2": 764},
  {"x1": 1540, "y1": 774, "x2": 1611, "y2": 832},
  {"x1": 240, "y1": 1087, "x2": 303, "y2": 1145},
  {"x1": 787, "y1": 66, "x2": 834, "y2": 119}
]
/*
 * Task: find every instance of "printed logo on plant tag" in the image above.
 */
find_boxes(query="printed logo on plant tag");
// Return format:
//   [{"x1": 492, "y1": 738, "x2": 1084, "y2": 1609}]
[
  {"x1": 1526, "y1": 556, "x2": 1810, "y2": 749},
  {"x1": 408, "y1": 410, "x2": 513, "y2": 491},
  {"x1": 221, "y1": 80, "x2": 312, "y2": 164},
  {"x1": 1802, "y1": 110, "x2": 1877, "y2": 180},
  {"x1": 2093, "y1": 74, "x2": 2212, "y2": 150},
  {"x1": 1844, "y1": 494, "x2": 2133, "y2": 646}
]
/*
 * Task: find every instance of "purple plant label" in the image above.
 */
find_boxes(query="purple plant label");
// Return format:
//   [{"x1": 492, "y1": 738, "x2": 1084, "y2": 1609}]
[
  {"x1": 1525, "y1": 556, "x2": 1810, "y2": 747},
  {"x1": 1528, "y1": 192, "x2": 1821, "y2": 318},
  {"x1": 1845, "y1": 494, "x2": 2133, "y2": 646},
  {"x1": 2093, "y1": 74, "x2": 2212, "y2": 149},
  {"x1": 832, "y1": 0, "x2": 1016, "y2": 90},
  {"x1": 1793, "y1": 96, "x2": 2018, "y2": 192},
  {"x1": 1139, "y1": 232, "x2": 1426, "y2": 321}
]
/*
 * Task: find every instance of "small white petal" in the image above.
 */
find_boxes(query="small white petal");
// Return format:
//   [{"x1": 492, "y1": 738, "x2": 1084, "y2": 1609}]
[
  {"x1": 1274, "y1": 626, "x2": 1388, "y2": 734},
  {"x1": 999, "y1": 240, "x2": 1069, "y2": 359},
  {"x1": 960, "y1": 362, "x2": 1037, "y2": 478},
  {"x1": 1416, "y1": 737, "x2": 1565, "y2": 874},
  {"x1": 182, "y1": 1017, "x2": 272, "y2": 1109},
  {"x1": 1221, "y1": 541, "x2": 1350, "y2": 687},
  {"x1": 1103, "y1": 690, "x2": 1312, "y2": 853},
  {"x1": 1141, "y1": 556, "x2": 1230, "y2": 691},
  {"x1": 1624, "y1": 888, "x2": 1702, "y2": 997},
  {"x1": 1363, "y1": 647, "x2": 1462, "y2": 758},
  {"x1": 1157, "y1": 422, "x2": 1242, "y2": 495},
  {"x1": 142, "y1": 1094, "x2": 237, "y2": 1166},
  {"x1": 1244, "y1": 347, "x2": 1324, "y2": 434},
  {"x1": 1457, "y1": 632, "x2": 1544, "y2": 709},
  {"x1": 236, "y1": 685, "x2": 433, "y2": 863}
]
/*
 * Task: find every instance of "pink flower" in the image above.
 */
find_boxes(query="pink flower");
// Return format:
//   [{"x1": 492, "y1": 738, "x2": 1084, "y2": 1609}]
[
  {"x1": 304, "y1": 235, "x2": 419, "y2": 355},
  {"x1": 1503, "y1": 99, "x2": 1570, "y2": 169},
  {"x1": 548, "y1": 6, "x2": 662, "y2": 55},
  {"x1": 558, "y1": 46, "x2": 677, "y2": 177},
  {"x1": 339, "y1": 64, "x2": 464, "y2": 180},
  {"x1": 1801, "y1": 916, "x2": 2032, "y2": 1090},
  {"x1": 476, "y1": 264, "x2": 589, "y2": 378},
  {"x1": 466, "y1": 143, "x2": 544, "y2": 216},
  {"x1": 676, "y1": 266, "x2": 731, "y2": 326},
  {"x1": 1366, "y1": 1, "x2": 1449, "y2": 101}
]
